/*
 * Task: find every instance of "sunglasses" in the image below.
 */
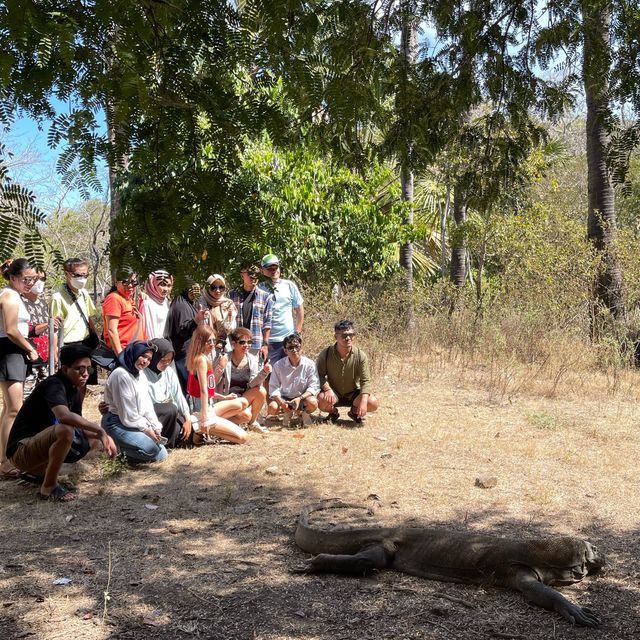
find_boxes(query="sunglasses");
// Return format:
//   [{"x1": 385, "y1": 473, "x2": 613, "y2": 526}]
[
  {"x1": 285, "y1": 345, "x2": 301, "y2": 352},
  {"x1": 209, "y1": 285, "x2": 225, "y2": 291},
  {"x1": 234, "y1": 339, "x2": 251, "y2": 345},
  {"x1": 206, "y1": 339, "x2": 217, "y2": 346},
  {"x1": 338, "y1": 333, "x2": 356, "y2": 339},
  {"x1": 265, "y1": 265, "x2": 279, "y2": 271},
  {"x1": 70, "y1": 365, "x2": 95, "y2": 375},
  {"x1": 120, "y1": 279, "x2": 139, "y2": 287},
  {"x1": 242, "y1": 271, "x2": 259, "y2": 278},
  {"x1": 20, "y1": 276, "x2": 38, "y2": 285},
  {"x1": 69, "y1": 272, "x2": 89, "y2": 278}
]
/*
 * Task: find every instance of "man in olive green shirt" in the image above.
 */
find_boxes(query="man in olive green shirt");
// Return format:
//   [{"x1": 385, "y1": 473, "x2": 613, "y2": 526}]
[{"x1": 316, "y1": 320, "x2": 379, "y2": 424}]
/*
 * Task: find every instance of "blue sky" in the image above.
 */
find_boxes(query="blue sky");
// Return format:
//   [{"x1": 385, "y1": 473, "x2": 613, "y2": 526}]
[{"x1": 3, "y1": 106, "x2": 108, "y2": 216}]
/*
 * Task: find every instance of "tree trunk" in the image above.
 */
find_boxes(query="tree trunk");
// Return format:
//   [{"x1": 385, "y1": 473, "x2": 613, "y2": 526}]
[
  {"x1": 583, "y1": 0, "x2": 626, "y2": 321},
  {"x1": 450, "y1": 182, "x2": 467, "y2": 287},
  {"x1": 399, "y1": 3, "x2": 416, "y2": 297}
]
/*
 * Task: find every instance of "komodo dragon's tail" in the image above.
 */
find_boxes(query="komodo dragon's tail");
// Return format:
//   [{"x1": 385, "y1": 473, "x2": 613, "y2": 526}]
[{"x1": 295, "y1": 499, "x2": 396, "y2": 555}]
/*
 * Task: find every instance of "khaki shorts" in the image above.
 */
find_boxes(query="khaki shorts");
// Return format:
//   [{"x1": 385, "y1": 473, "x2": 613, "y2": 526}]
[{"x1": 9, "y1": 426, "x2": 58, "y2": 475}]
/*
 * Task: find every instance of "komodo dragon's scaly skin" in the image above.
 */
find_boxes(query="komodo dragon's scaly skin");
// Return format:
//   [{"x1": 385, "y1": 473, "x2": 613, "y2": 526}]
[{"x1": 295, "y1": 501, "x2": 605, "y2": 627}]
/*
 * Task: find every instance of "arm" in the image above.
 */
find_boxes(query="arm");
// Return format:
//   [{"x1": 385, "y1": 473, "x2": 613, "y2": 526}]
[
  {"x1": 294, "y1": 303, "x2": 304, "y2": 333},
  {"x1": 316, "y1": 348, "x2": 337, "y2": 405},
  {"x1": 511, "y1": 569, "x2": 600, "y2": 627},
  {"x1": 196, "y1": 355, "x2": 210, "y2": 422},
  {"x1": 106, "y1": 316, "x2": 123, "y2": 355}
]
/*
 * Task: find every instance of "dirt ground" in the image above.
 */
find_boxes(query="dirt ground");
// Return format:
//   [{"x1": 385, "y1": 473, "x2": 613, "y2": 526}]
[{"x1": 1, "y1": 356, "x2": 639, "y2": 640}]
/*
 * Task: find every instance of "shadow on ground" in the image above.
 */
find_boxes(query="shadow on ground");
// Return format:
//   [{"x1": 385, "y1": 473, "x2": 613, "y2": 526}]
[{"x1": 1, "y1": 454, "x2": 639, "y2": 640}]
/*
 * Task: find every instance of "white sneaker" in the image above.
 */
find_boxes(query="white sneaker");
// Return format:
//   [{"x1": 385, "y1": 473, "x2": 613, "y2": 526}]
[
  {"x1": 248, "y1": 421, "x2": 269, "y2": 434},
  {"x1": 301, "y1": 411, "x2": 313, "y2": 426}
]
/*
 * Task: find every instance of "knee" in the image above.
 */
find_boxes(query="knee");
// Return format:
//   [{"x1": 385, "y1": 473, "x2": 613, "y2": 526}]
[
  {"x1": 304, "y1": 396, "x2": 318, "y2": 412},
  {"x1": 367, "y1": 395, "x2": 379, "y2": 412},
  {"x1": 257, "y1": 386, "x2": 267, "y2": 400},
  {"x1": 55, "y1": 423, "x2": 75, "y2": 445},
  {"x1": 267, "y1": 401, "x2": 279, "y2": 415}
]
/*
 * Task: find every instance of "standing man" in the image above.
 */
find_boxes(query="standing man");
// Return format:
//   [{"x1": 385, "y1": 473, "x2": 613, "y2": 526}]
[
  {"x1": 316, "y1": 320, "x2": 379, "y2": 424},
  {"x1": 50, "y1": 257, "x2": 99, "y2": 384},
  {"x1": 229, "y1": 264, "x2": 272, "y2": 360},
  {"x1": 258, "y1": 254, "x2": 304, "y2": 364},
  {"x1": 5, "y1": 344, "x2": 117, "y2": 502}
]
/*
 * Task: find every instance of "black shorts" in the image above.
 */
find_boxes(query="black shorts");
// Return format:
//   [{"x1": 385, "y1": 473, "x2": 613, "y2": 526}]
[
  {"x1": 335, "y1": 389, "x2": 361, "y2": 407},
  {"x1": 0, "y1": 346, "x2": 29, "y2": 382}
]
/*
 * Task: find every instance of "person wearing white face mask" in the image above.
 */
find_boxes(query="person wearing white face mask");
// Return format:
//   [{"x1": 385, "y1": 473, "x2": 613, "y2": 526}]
[
  {"x1": 22, "y1": 271, "x2": 61, "y2": 389},
  {"x1": 50, "y1": 258, "x2": 100, "y2": 384}
]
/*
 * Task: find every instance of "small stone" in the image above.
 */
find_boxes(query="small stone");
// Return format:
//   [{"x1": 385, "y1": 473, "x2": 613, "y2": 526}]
[
  {"x1": 475, "y1": 476, "x2": 498, "y2": 489},
  {"x1": 265, "y1": 466, "x2": 279, "y2": 475}
]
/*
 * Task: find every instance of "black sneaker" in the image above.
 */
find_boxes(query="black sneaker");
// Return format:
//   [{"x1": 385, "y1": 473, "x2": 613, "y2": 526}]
[
  {"x1": 348, "y1": 408, "x2": 364, "y2": 424},
  {"x1": 326, "y1": 409, "x2": 340, "y2": 423}
]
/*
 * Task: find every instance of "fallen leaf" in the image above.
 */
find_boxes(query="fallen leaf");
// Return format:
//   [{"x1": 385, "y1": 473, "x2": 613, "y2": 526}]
[
  {"x1": 341, "y1": 447, "x2": 348, "y2": 454},
  {"x1": 53, "y1": 577, "x2": 72, "y2": 586},
  {"x1": 65, "y1": 515, "x2": 74, "y2": 523},
  {"x1": 373, "y1": 436, "x2": 387, "y2": 441},
  {"x1": 292, "y1": 433, "x2": 304, "y2": 439}
]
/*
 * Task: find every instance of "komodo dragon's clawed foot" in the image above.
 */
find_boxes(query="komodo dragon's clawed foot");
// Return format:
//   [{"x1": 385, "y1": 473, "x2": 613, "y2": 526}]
[
  {"x1": 558, "y1": 603, "x2": 601, "y2": 628},
  {"x1": 291, "y1": 560, "x2": 315, "y2": 574}
]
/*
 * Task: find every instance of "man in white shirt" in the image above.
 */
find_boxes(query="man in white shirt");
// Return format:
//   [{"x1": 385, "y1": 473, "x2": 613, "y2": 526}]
[{"x1": 268, "y1": 333, "x2": 319, "y2": 426}]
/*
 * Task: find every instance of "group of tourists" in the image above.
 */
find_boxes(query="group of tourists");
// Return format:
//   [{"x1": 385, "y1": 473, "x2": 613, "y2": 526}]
[{"x1": 0, "y1": 254, "x2": 378, "y2": 503}]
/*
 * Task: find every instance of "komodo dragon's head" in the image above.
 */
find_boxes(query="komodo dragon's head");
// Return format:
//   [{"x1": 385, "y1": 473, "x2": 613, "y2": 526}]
[{"x1": 536, "y1": 538, "x2": 605, "y2": 586}]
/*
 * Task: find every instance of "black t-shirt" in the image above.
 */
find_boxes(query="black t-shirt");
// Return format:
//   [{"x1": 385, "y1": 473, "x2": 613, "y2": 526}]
[{"x1": 6, "y1": 371, "x2": 81, "y2": 457}]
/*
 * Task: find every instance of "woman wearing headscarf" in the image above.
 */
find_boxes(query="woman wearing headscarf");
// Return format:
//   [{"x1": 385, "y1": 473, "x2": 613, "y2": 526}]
[
  {"x1": 144, "y1": 338, "x2": 191, "y2": 447},
  {"x1": 102, "y1": 340, "x2": 168, "y2": 463},
  {"x1": 199, "y1": 274, "x2": 236, "y2": 341},
  {"x1": 140, "y1": 270, "x2": 173, "y2": 339}
]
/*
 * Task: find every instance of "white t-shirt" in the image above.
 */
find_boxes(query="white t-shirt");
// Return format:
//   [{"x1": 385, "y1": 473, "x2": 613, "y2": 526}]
[
  {"x1": 0, "y1": 287, "x2": 30, "y2": 339},
  {"x1": 141, "y1": 296, "x2": 170, "y2": 340}
]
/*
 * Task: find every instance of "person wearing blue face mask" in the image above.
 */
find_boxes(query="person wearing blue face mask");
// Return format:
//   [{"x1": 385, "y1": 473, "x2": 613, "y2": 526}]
[{"x1": 50, "y1": 258, "x2": 100, "y2": 384}]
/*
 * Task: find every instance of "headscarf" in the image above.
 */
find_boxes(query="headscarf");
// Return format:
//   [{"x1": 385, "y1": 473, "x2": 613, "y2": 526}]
[
  {"x1": 148, "y1": 338, "x2": 174, "y2": 375},
  {"x1": 117, "y1": 340, "x2": 157, "y2": 378},
  {"x1": 144, "y1": 270, "x2": 173, "y2": 304},
  {"x1": 202, "y1": 274, "x2": 231, "y2": 308}
]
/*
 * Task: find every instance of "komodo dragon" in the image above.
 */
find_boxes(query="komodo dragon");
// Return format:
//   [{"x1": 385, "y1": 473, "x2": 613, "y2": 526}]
[{"x1": 295, "y1": 501, "x2": 604, "y2": 627}]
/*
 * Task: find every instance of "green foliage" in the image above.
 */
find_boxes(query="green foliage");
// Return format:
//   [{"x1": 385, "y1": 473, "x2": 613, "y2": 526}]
[
  {"x1": 115, "y1": 139, "x2": 404, "y2": 285},
  {"x1": 0, "y1": 143, "x2": 47, "y2": 268}
]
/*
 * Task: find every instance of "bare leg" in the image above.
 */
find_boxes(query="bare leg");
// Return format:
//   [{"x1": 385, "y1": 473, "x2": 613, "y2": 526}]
[
  {"x1": 0, "y1": 380, "x2": 24, "y2": 474},
  {"x1": 208, "y1": 416, "x2": 248, "y2": 444},
  {"x1": 244, "y1": 386, "x2": 266, "y2": 423},
  {"x1": 303, "y1": 396, "x2": 318, "y2": 413},
  {"x1": 214, "y1": 397, "x2": 249, "y2": 419},
  {"x1": 40, "y1": 423, "x2": 76, "y2": 498},
  {"x1": 317, "y1": 391, "x2": 336, "y2": 413}
]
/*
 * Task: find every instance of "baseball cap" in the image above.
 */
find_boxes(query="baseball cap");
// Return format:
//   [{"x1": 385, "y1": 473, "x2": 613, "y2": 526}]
[{"x1": 261, "y1": 254, "x2": 280, "y2": 268}]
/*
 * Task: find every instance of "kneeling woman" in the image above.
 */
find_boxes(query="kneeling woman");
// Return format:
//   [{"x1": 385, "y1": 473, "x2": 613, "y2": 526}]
[
  {"x1": 186, "y1": 325, "x2": 248, "y2": 444},
  {"x1": 218, "y1": 327, "x2": 271, "y2": 431},
  {"x1": 144, "y1": 338, "x2": 191, "y2": 447},
  {"x1": 102, "y1": 341, "x2": 168, "y2": 462}
]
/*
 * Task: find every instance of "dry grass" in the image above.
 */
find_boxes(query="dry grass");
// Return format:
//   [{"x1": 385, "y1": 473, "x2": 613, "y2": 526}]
[{"x1": 2, "y1": 346, "x2": 640, "y2": 639}]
